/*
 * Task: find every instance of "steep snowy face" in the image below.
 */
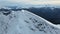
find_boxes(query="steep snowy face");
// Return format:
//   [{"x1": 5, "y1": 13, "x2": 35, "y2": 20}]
[{"x1": 0, "y1": 10, "x2": 60, "y2": 34}]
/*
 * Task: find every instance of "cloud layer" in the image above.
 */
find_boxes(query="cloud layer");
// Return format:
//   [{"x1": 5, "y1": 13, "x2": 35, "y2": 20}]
[{"x1": 0, "y1": 0, "x2": 60, "y2": 7}]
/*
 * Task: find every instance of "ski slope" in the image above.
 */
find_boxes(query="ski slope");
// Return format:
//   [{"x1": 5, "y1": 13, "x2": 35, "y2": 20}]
[{"x1": 0, "y1": 10, "x2": 60, "y2": 34}]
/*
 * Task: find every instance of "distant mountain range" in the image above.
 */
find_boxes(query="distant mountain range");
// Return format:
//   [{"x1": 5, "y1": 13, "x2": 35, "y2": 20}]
[{"x1": 0, "y1": 7, "x2": 60, "y2": 24}]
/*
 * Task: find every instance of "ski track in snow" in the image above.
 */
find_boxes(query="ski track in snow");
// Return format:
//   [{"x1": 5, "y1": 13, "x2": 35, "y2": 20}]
[{"x1": 0, "y1": 9, "x2": 60, "y2": 34}]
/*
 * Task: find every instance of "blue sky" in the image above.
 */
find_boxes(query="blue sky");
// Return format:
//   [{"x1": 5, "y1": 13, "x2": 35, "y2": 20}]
[{"x1": 0, "y1": 0, "x2": 60, "y2": 8}]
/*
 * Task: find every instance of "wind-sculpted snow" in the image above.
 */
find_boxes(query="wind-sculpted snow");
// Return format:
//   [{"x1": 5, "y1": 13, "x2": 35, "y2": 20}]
[{"x1": 0, "y1": 9, "x2": 60, "y2": 34}]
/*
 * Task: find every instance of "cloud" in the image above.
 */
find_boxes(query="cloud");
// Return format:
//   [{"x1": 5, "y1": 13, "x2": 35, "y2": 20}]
[
  {"x1": 0, "y1": 0, "x2": 60, "y2": 7},
  {"x1": 11, "y1": 0, "x2": 60, "y2": 5},
  {"x1": 0, "y1": 0, "x2": 60, "y2": 5}
]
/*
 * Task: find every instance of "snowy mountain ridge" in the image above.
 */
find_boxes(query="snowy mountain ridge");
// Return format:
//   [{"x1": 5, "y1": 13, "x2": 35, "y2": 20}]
[{"x1": 0, "y1": 10, "x2": 60, "y2": 34}]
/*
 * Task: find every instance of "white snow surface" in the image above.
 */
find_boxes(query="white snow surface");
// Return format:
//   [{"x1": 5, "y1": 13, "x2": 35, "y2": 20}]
[
  {"x1": 56, "y1": 25, "x2": 60, "y2": 28},
  {"x1": 0, "y1": 10, "x2": 60, "y2": 34}
]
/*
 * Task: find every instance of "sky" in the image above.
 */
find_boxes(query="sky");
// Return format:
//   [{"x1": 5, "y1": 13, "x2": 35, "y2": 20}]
[{"x1": 0, "y1": 0, "x2": 60, "y2": 8}]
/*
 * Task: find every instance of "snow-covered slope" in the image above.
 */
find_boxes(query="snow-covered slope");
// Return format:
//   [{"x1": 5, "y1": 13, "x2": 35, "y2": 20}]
[
  {"x1": 56, "y1": 25, "x2": 60, "y2": 28},
  {"x1": 0, "y1": 10, "x2": 60, "y2": 34}
]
